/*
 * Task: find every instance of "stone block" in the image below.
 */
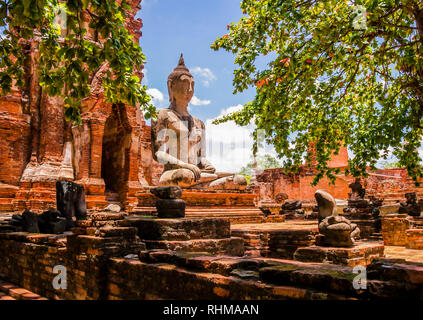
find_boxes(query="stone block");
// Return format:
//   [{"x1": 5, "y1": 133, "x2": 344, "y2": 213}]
[
  {"x1": 379, "y1": 204, "x2": 400, "y2": 215},
  {"x1": 125, "y1": 216, "x2": 231, "y2": 241},
  {"x1": 406, "y1": 229, "x2": 423, "y2": 250},
  {"x1": 293, "y1": 242, "x2": 385, "y2": 266},
  {"x1": 381, "y1": 215, "x2": 411, "y2": 246},
  {"x1": 143, "y1": 237, "x2": 244, "y2": 256}
]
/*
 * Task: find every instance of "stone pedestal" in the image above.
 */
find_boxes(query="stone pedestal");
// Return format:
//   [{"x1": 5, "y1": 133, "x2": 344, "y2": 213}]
[
  {"x1": 294, "y1": 242, "x2": 385, "y2": 266},
  {"x1": 125, "y1": 216, "x2": 244, "y2": 256},
  {"x1": 135, "y1": 188, "x2": 267, "y2": 224},
  {"x1": 231, "y1": 221, "x2": 318, "y2": 258},
  {"x1": 136, "y1": 188, "x2": 257, "y2": 207},
  {"x1": 405, "y1": 217, "x2": 423, "y2": 249},
  {"x1": 381, "y1": 214, "x2": 411, "y2": 246},
  {"x1": 12, "y1": 181, "x2": 56, "y2": 213},
  {"x1": 406, "y1": 229, "x2": 423, "y2": 249},
  {"x1": 0, "y1": 183, "x2": 19, "y2": 212},
  {"x1": 341, "y1": 199, "x2": 382, "y2": 239}
]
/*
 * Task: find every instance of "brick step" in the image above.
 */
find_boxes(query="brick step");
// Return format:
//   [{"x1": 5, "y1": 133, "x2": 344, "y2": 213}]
[
  {"x1": 0, "y1": 198, "x2": 14, "y2": 204},
  {"x1": 133, "y1": 206, "x2": 262, "y2": 213},
  {"x1": 105, "y1": 191, "x2": 120, "y2": 202},
  {"x1": 376, "y1": 198, "x2": 404, "y2": 203},
  {"x1": 186, "y1": 207, "x2": 261, "y2": 211},
  {"x1": 86, "y1": 195, "x2": 108, "y2": 210},
  {"x1": 143, "y1": 237, "x2": 244, "y2": 255},
  {"x1": 0, "y1": 183, "x2": 19, "y2": 196},
  {"x1": 0, "y1": 292, "x2": 16, "y2": 300},
  {"x1": 131, "y1": 205, "x2": 265, "y2": 224},
  {"x1": 367, "y1": 233, "x2": 383, "y2": 241},
  {"x1": 132, "y1": 208, "x2": 157, "y2": 215},
  {"x1": 0, "y1": 200, "x2": 14, "y2": 212},
  {"x1": 15, "y1": 188, "x2": 56, "y2": 197},
  {"x1": 186, "y1": 210, "x2": 262, "y2": 214},
  {"x1": 0, "y1": 191, "x2": 16, "y2": 198},
  {"x1": 375, "y1": 192, "x2": 423, "y2": 198},
  {"x1": 187, "y1": 212, "x2": 263, "y2": 217},
  {"x1": 0, "y1": 279, "x2": 47, "y2": 300},
  {"x1": 226, "y1": 218, "x2": 264, "y2": 224}
]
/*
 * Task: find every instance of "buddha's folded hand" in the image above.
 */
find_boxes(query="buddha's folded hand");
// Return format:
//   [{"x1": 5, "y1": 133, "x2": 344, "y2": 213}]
[
  {"x1": 200, "y1": 158, "x2": 216, "y2": 174},
  {"x1": 183, "y1": 163, "x2": 202, "y2": 181}
]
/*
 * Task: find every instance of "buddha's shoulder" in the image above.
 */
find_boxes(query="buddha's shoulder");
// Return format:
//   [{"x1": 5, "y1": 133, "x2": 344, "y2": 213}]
[
  {"x1": 153, "y1": 108, "x2": 175, "y2": 123},
  {"x1": 192, "y1": 115, "x2": 205, "y2": 128},
  {"x1": 156, "y1": 108, "x2": 173, "y2": 118}
]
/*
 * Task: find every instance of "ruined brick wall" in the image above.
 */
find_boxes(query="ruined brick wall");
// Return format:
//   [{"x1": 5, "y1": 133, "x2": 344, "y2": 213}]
[
  {"x1": 381, "y1": 215, "x2": 411, "y2": 246},
  {"x1": 256, "y1": 167, "x2": 422, "y2": 203},
  {"x1": 0, "y1": 92, "x2": 31, "y2": 186},
  {"x1": 231, "y1": 224, "x2": 318, "y2": 258},
  {"x1": 0, "y1": 0, "x2": 152, "y2": 211},
  {"x1": 1, "y1": 234, "x2": 423, "y2": 300},
  {"x1": 256, "y1": 167, "x2": 352, "y2": 202},
  {"x1": 0, "y1": 235, "x2": 114, "y2": 300}
]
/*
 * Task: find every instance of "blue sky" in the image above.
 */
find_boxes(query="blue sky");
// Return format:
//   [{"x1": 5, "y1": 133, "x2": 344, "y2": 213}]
[
  {"x1": 136, "y1": 0, "x2": 275, "y2": 171},
  {"x1": 137, "y1": 0, "x2": 255, "y2": 120},
  {"x1": 135, "y1": 0, "x2": 403, "y2": 171}
]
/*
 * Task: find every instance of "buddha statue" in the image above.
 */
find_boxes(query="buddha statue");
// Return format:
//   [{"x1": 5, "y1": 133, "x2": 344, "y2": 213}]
[{"x1": 151, "y1": 54, "x2": 247, "y2": 190}]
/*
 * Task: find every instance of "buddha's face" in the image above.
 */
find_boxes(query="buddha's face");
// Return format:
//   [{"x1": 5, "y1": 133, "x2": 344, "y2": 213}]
[{"x1": 170, "y1": 75, "x2": 194, "y2": 106}]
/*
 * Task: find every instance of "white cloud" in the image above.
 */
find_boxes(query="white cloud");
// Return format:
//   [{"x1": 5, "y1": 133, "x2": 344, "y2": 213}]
[
  {"x1": 204, "y1": 104, "x2": 278, "y2": 172},
  {"x1": 146, "y1": 88, "x2": 165, "y2": 107},
  {"x1": 190, "y1": 96, "x2": 211, "y2": 106},
  {"x1": 191, "y1": 67, "x2": 217, "y2": 87},
  {"x1": 141, "y1": 68, "x2": 148, "y2": 85}
]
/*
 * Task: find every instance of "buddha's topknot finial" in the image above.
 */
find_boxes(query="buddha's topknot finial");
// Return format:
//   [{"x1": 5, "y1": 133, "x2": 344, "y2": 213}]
[
  {"x1": 178, "y1": 53, "x2": 185, "y2": 66},
  {"x1": 168, "y1": 53, "x2": 192, "y2": 81}
]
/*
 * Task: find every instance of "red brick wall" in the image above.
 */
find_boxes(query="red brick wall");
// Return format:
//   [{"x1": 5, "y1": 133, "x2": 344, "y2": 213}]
[
  {"x1": 257, "y1": 167, "x2": 422, "y2": 202},
  {"x1": 0, "y1": 94, "x2": 31, "y2": 186}
]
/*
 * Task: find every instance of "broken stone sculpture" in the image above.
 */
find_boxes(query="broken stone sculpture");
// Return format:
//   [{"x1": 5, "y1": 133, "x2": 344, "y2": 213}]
[
  {"x1": 275, "y1": 193, "x2": 289, "y2": 203},
  {"x1": 258, "y1": 199, "x2": 282, "y2": 216},
  {"x1": 151, "y1": 186, "x2": 186, "y2": 218},
  {"x1": 9, "y1": 209, "x2": 67, "y2": 234},
  {"x1": 105, "y1": 204, "x2": 121, "y2": 213},
  {"x1": 37, "y1": 209, "x2": 67, "y2": 234},
  {"x1": 348, "y1": 178, "x2": 366, "y2": 200},
  {"x1": 151, "y1": 54, "x2": 247, "y2": 190},
  {"x1": 399, "y1": 192, "x2": 422, "y2": 217},
  {"x1": 315, "y1": 190, "x2": 360, "y2": 247},
  {"x1": 282, "y1": 200, "x2": 302, "y2": 211},
  {"x1": 314, "y1": 190, "x2": 337, "y2": 222},
  {"x1": 150, "y1": 186, "x2": 183, "y2": 199},
  {"x1": 56, "y1": 181, "x2": 87, "y2": 230}
]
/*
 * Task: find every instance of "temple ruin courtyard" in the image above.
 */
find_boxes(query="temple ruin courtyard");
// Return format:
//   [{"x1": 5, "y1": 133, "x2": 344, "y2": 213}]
[{"x1": 1, "y1": 0, "x2": 423, "y2": 304}]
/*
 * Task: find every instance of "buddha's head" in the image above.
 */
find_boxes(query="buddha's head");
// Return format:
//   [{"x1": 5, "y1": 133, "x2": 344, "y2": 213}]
[{"x1": 168, "y1": 54, "x2": 195, "y2": 107}]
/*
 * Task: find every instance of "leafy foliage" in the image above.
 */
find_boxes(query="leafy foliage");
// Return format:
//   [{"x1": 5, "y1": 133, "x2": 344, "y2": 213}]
[
  {"x1": 211, "y1": 0, "x2": 423, "y2": 184},
  {"x1": 239, "y1": 154, "x2": 283, "y2": 176},
  {"x1": 380, "y1": 160, "x2": 402, "y2": 169},
  {"x1": 0, "y1": 0, "x2": 155, "y2": 124}
]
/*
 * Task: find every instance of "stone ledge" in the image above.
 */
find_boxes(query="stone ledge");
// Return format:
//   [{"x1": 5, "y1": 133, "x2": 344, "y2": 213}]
[
  {"x1": 0, "y1": 279, "x2": 47, "y2": 300},
  {"x1": 125, "y1": 216, "x2": 231, "y2": 241},
  {"x1": 231, "y1": 221, "x2": 318, "y2": 259},
  {"x1": 143, "y1": 237, "x2": 244, "y2": 256},
  {"x1": 406, "y1": 229, "x2": 423, "y2": 249},
  {"x1": 108, "y1": 257, "x2": 352, "y2": 300},
  {"x1": 293, "y1": 242, "x2": 385, "y2": 266}
]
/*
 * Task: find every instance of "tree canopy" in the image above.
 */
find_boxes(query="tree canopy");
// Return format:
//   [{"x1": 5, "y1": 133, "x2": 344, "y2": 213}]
[
  {"x1": 239, "y1": 154, "x2": 283, "y2": 175},
  {"x1": 0, "y1": 0, "x2": 155, "y2": 124},
  {"x1": 211, "y1": 0, "x2": 423, "y2": 184}
]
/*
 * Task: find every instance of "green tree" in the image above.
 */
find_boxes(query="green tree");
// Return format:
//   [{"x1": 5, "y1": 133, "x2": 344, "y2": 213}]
[
  {"x1": 0, "y1": 0, "x2": 155, "y2": 124},
  {"x1": 239, "y1": 154, "x2": 283, "y2": 176},
  {"x1": 380, "y1": 160, "x2": 402, "y2": 169},
  {"x1": 211, "y1": 0, "x2": 423, "y2": 185}
]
